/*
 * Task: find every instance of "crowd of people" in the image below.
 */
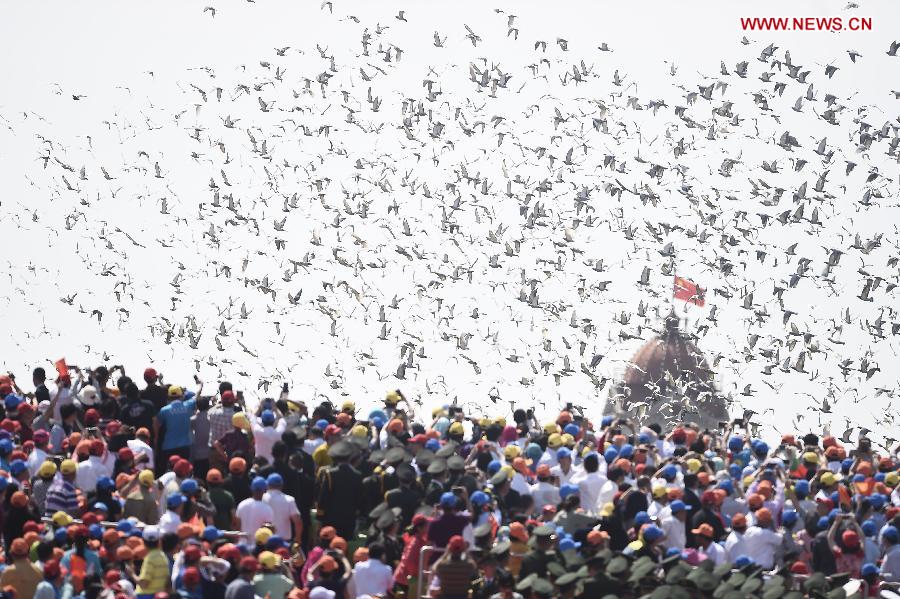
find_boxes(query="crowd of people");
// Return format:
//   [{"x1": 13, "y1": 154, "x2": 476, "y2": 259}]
[{"x1": 0, "y1": 364, "x2": 898, "y2": 599}]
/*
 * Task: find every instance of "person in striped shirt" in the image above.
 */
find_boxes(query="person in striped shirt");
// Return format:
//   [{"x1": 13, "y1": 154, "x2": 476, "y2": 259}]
[{"x1": 43, "y1": 459, "x2": 80, "y2": 517}]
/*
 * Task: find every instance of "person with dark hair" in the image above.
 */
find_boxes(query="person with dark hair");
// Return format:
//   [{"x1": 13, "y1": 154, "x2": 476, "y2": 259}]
[
  {"x1": 191, "y1": 397, "x2": 212, "y2": 480},
  {"x1": 121, "y1": 382, "x2": 156, "y2": 442},
  {"x1": 33, "y1": 367, "x2": 51, "y2": 405},
  {"x1": 49, "y1": 403, "x2": 81, "y2": 455},
  {"x1": 34, "y1": 560, "x2": 72, "y2": 599},
  {"x1": 141, "y1": 368, "x2": 168, "y2": 412}
]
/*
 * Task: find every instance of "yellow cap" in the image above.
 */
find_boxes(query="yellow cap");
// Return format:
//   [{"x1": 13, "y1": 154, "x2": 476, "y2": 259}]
[
  {"x1": 494, "y1": 417, "x2": 506, "y2": 427},
  {"x1": 60, "y1": 459, "x2": 77, "y2": 475},
  {"x1": 232, "y1": 413, "x2": 251, "y2": 430},
  {"x1": 431, "y1": 407, "x2": 445, "y2": 418},
  {"x1": 479, "y1": 418, "x2": 491, "y2": 428},
  {"x1": 802, "y1": 452, "x2": 819, "y2": 464},
  {"x1": 167, "y1": 385, "x2": 184, "y2": 398},
  {"x1": 341, "y1": 400, "x2": 355, "y2": 412},
  {"x1": 820, "y1": 472, "x2": 838, "y2": 486},
  {"x1": 686, "y1": 458, "x2": 702, "y2": 473},
  {"x1": 599, "y1": 502, "x2": 615, "y2": 517},
  {"x1": 52, "y1": 511, "x2": 74, "y2": 527},
  {"x1": 885, "y1": 472, "x2": 899, "y2": 487},
  {"x1": 547, "y1": 433, "x2": 563, "y2": 449},
  {"x1": 38, "y1": 460, "x2": 58, "y2": 478},
  {"x1": 385, "y1": 390, "x2": 401, "y2": 406},
  {"x1": 255, "y1": 527, "x2": 273, "y2": 544},
  {"x1": 449, "y1": 421, "x2": 464, "y2": 435},
  {"x1": 581, "y1": 446, "x2": 593, "y2": 458},
  {"x1": 652, "y1": 486, "x2": 667, "y2": 498},
  {"x1": 743, "y1": 475, "x2": 755, "y2": 489},
  {"x1": 561, "y1": 433, "x2": 575, "y2": 447},
  {"x1": 258, "y1": 551, "x2": 280, "y2": 570},
  {"x1": 503, "y1": 445, "x2": 521, "y2": 459},
  {"x1": 139, "y1": 469, "x2": 155, "y2": 486},
  {"x1": 544, "y1": 422, "x2": 558, "y2": 434},
  {"x1": 350, "y1": 424, "x2": 368, "y2": 438}
]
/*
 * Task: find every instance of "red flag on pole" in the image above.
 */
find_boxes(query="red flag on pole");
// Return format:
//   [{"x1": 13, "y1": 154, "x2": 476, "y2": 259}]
[
  {"x1": 673, "y1": 276, "x2": 705, "y2": 307},
  {"x1": 54, "y1": 358, "x2": 68, "y2": 378}
]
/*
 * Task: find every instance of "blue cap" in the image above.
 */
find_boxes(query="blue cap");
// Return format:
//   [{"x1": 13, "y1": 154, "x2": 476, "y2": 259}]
[
  {"x1": 315, "y1": 419, "x2": 329, "y2": 431},
  {"x1": 372, "y1": 416, "x2": 386, "y2": 429},
  {"x1": 116, "y1": 520, "x2": 133, "y2": 533},
  {"x1": 89, "y1": 523, "x2": 103, "y2": 539},
  {"x1": 619, "y1": 444, "x2": 634, "y2": 459},
  {"x1": 267, "y1": 473, "x2": 284, "y2": 487},
  {"x1": 794, "y1": 480, "x2": 809, "y2": 498},
  {"x1": 638, "y1": 433, "x2": 651, "y2": 444},
  {"x1": 874, "y1": 472, "x2": 886, "y2": 483},
  {"x1": 184, "y1": 391, "x2": 196, "y2": 401},
  {"x1": 556, "y1": 447, "x2": 572, "y2": 460},
  {"x1": 729, "y1": 464, "x2": 742, "y2": 479},
  {"x1": 563, "y1": 423, "x2": 579, "y2": 436},
  {"x1": 470, "y1": 491, "x2": 490, "y2": 506},
  {"x1": 728, "y1": 436, "x2": 744, "y2": 452},
  {"x1": 662, "y1": 465, "x2": 678, "y2": 479},
  {"x1": 634, "y1": 511, "x2": 650, "y2": 526},
  {"x1": 717, "y1": 480, "x2": 733, "y2": 494},
  {"x1": 559, "y1": 537, "x2": 580, "y2": 551},
  {"x1": 882, "y1": 525, "x2": 899, "y2": 543},
  {"x1": 665, "y1": 547, "x2": 682, "y2": 558},
  {"x1": 560, "y1": 483, "x2": 580, "y2": 499},
  {"x1": 601, "y1": 416, "x2": 614, "y2": 427},
  {"x1": 0, "y1": 439, "x2": 12, "y2": 455},
  {"x1": 440, "y1": 492, "x2": 457, "y2": 508},
  {"x1": 368, "y1": 409, "x2": 387, "y2": 422},
  {"x1": 261, "y1": 410, "x2": 275, "y2": 425},
  {"x1": 167, "y1": 493, "x2": 186, "y2": 508},
  {"x1": 93, "y1": 502, "x2": 109, "y2": 512},
  {"x1": 734, "y1": 555, "x2": 753, "y2": 568},
  {"x1": 829, "y1": 491, "x2": 840, "y2": 506},
  {"x1": 817, "y1": 516, "x2": 830, "y2": 531},
  {"x1": 9, "y1": 460, "x2": 27, "y2": 477},
  {"x1": 266, "y1": 535, "x2": 289, "y2": 549},
  {"x1": 841, "y1": 458, "x2": 854, "y2": 473},
  {"x1": 861, "y1": 563, "x2": 879, "y2": 577},
  {"x1": 4, "y1": 395, "x2": 22, "y2": 411},
  {"x1": 487, "y1": 460, "x2": 502, "y2": 475},
  {"x1": 852, "y1": 473, "x2": 865, "y2": 483},
  {"x1": 181, "y1": 478, "x2": 199, "y2": 495},
  {"x1": 604, "y1": 447, "x2": 618, "y2": 464},
  {"x1": 643, "y1": 525, "x2": 664, "y2": 542},
  {"x1": 203, "y1": 526, "x2": 222, "y2": 541},
  {"x1": 862, "y1": 520, "x2": 877, "y2": 537},
  {"x1": 95, "y1": 476, "x2": 114, "y2": 492},
  {"x1": 869, "y1": 494, "x2": 885, "y2": 509},
  {"x1": 525, "y1": 443, "x2": 543, "y2": 460},
  {"x1": 782, "y1": 510, "x2": 798, "y2": 527},
  {"x1": 55, "y1": 528, "x2": 69, "y2": 543},
  {"x1": 251, "y1": 477, "x2": 268, "y2": 492},
  {"x1": 425, "y1": 438, "x2": 440, "y2": 451},
  {"x1": 670, "y1": 500, "x2": 690, "y2": 513}
]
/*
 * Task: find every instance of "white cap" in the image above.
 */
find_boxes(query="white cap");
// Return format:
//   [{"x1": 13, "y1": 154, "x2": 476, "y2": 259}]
[
  {"x1": 309, "y1": 588, "x2": 336, "y2": 599},
  {"x1": 143, "y1": 526, "x2": 160, "y2": 542},
  {"x1": 78, "y1": 385, "x2": 100, "y2": 406},
  {"x1": 38, "y1": 400, "x2": 51, "y2": 413}
]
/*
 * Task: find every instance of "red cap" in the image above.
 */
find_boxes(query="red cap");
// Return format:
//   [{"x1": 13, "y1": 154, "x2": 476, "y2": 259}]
[
  {"x1": 447, "y1": 535, "x2": 467, "y2": 554},
  {"x1": 536, "y1": 464, "x2": 551, "y2": 478},
  {"x1": 118, "y1": 448, "x2": 134, "y2": 461},
  {"x1": 90, "y1": 439, "x2": 105, "y2": 456},
  {"x1": 790, "y1": 561, "x2": 810, "y2": 575},
  {"x1": 841, "y1": 530, "x2": 860, "y2": 550},
  {"x1": 182, "y1": 567, "x2": 201, "y2": 586},
  {"x1": 144, "y1": 368, "x2": 158, "y2": 382},
  {"x1": 84, "y1": 409, "x2": 100, "y2": 425},
  {"x1": 44, "y1": 560, "x2": 61, "y2": 579},
  {"x1": 174, "y1": 460, "x2": 193, "y2": 477},
  {"x1": 183, "y1": 545, "x2": 202, "y2": 562},
  {"x1": 239, "y1": 556, "x2": 259, "y2": 573},
  {"x1": 221, "y1": 390, "x2": 236, "y2": 403},
  {"x1": 412, "y1": 514, "x2": 429, "y2": 527}
]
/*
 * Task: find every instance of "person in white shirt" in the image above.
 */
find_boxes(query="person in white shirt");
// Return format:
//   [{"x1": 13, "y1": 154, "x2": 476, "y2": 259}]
[
  {"x1": 692, "y1": 523, "x2": 726, "y2": 565},
  {"x1": 126, "y1": 428, "x2": 155, "y2": 470},
  {"x1": 660, "y1": 500, "x2": 690, "y2": 551},
  {"x1": 75, "y1": 442, "x2": 113, "y2": 492},
  {"x1": 550, "y1": 448, "x2": 576, "y2": 486},
  {"x1": 538, "y1": 435, "x2": 562, "y2": 468},
  {"x1": 262, "y1": 474, "x2": 302, "y2": 545},
  {"x1": 253, "y1": 410, "x2": 287, "y2": 463},
  {"x1": 352, "y1": 543, "x2": 393, "y2": 598},
  {"x1": 572, "y1": 453, "x2": 607, "y2": 515},
  {"x1": 881, "y1": 526, "x2": 900, "y2": 583},
  {"x1": 236, "y1": 477, "x2": 276, "y2": 540},
  {"x1": 27, "y1": 430, "x2": 51, "y2": 477},
  {"x1": 724, "y1": 512, "x2": 749, "y2": 562},
  {"x1": 741, "y1": 508, "x2": 782, "y2": 569},
  {"x1": 159, "y1": 494, "x2": 186, "y2": 535},
  {"x1": 530, "y1": 465, "x2": 561, "y2": 512},
  {"x1": 647, "y1": 487, "x2": 670, "y2": 520}
]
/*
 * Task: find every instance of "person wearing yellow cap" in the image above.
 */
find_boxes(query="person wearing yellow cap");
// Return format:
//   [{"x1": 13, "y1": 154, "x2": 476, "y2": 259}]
[
  {"x1": 31, "y1": 460, "x2": 58, "y2": 515},
  {"x1": 44, "y1": 459, "x2": 79, "y2": 517},
  {"x1": 123, "y1": 470, "x2": 161, "y2": 525},
  {"x1": 448, "y1": 421, "x2": 465, "y2": 437},
  {"x1": 340, "y1": 400, "x2": 355, "y2": 414},
  {"x1": 647, "y1": 486, "x2": 670, "y2": 520},
  {"x1": 253, "y1": 551, "x2": 294, "y2": 599},
  {"x1": 540, "y1": 433, "x2": 564, "y2": 467}
]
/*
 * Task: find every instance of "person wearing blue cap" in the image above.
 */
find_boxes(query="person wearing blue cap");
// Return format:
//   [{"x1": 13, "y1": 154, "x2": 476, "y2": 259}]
[
  {"x1": 427, "y1": 492, "x2": 473, "y2": 554},
  {"x1": 660, "y1": 500, "x2": 691, "y2": 551},
  {"x1": 551, "y1": 446, "x2": 575, "y2": 486},
  {"x1": 236, "y1": 477, "x2": 275, "y2": 540},
  {"x1": 262, "y1": 472, "x2": 302, "y2": 549},
  {"x1": 160, "y1": 492, "x2": 186, "y2": 535},
  {"x1": 253, "y1": 408, "x2": 286, "y2": 463},
  {"x1": 881, "y1": 526, "x2": 900, "y2": 583}
]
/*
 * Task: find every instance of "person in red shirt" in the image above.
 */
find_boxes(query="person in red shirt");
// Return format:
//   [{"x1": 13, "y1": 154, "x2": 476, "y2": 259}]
[
  {"x1": 827, "y1": 514, "x2": 865, "y2": 579},
  {"x1": 393, "y1": 514, "x2": 430, "y2": 596}
]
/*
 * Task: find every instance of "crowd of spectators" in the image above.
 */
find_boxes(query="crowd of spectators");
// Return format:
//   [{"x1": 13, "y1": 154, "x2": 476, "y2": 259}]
[{"x1": 0, "y1": 364, "x2": 898, "y2": 599}]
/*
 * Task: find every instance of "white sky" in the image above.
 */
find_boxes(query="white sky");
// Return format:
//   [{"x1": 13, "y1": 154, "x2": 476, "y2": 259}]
[{"x1": 1, "y1": 0, "x2": 899, "y2": 446}]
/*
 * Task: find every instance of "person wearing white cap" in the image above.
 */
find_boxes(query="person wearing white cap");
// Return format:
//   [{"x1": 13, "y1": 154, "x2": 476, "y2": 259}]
[{"x1": 308, "y1": 587, "x2": 335, "y2": 599}]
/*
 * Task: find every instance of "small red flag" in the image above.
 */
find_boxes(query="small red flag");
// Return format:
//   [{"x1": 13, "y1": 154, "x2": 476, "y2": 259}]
[
  {"x1": 54, "y1": 358, "x2": 68, "y2": 378},
  {"x1": 673, "y1": 276, "x2": 705, "y2": 307}
]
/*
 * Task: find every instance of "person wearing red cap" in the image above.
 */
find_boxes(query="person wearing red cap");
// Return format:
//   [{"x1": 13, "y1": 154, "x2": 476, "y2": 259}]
[
  {"x1": 742, "y1": 507, "x2": 783, "y2": 568},
  {"x1": 27, "y1": 428, "x2": 51, "y2": 477},
  {"x1": 35, "y1": 560, "x2": 71, "y2": 599},
  {"x1": 393, "y1": 514, "x2": 430, "y2": 594},
  {"x1": 690, "y1": 489, "x2": 726, "y2": 545},
  {"x1": 432, "y1": 535, "x2": 476, "y2": 599},
  {"x1": 140, "y1": 367, "x2": 167, "y2": 412},
  {"x1": 827, "y1": 514, "x2": 866, "y2": 578},
  {"x1": 1, "y1": 537, "x2": 43, "y2": 598},
  {"x1": 224, "y1": 557, "x2": 259, "y2": 599}
]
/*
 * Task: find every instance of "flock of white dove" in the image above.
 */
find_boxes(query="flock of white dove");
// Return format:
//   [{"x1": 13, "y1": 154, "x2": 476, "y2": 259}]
[{"x1": 2, "y1": 3, "x2": 900, "y2": 449}]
